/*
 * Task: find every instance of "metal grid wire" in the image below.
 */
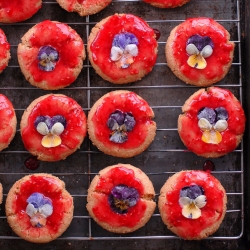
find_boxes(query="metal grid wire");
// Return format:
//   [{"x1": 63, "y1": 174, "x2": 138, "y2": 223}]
[{"x1": 0, "y1": 0, "x2": 244, "y2": 241}]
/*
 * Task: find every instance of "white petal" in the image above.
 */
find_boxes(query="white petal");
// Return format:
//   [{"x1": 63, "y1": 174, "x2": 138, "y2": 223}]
[
  {"x1": 179, "y1": 197, "x2": 191, "y2": 207},
  {"x1": 198, "y1": 118, "x2": 212, "y2": 131},
  {"x1": 201, "y1": 45, "x2": 213, "y2": 58},
  {"x1": 110, "y1": 46, "x2": 123, "y2": 61},
  {"x1": 36, "y1": 122, "x2": 49, "y2": 135},
  {"x1": 186, "y1": 44, "x2": 199, "y2": 55},
  {"x1": 51, "y1": 122, "x2": 65, "y2": 135},
  {"x1": 214, "y1": 120, "x2": 228, "y2": 132},
  {"x1": 194, "y1": 195, "x2": 207, "y2": 208},
  {"x1": 124, "y1": 44, "x2": 138, "y2": 57},
  {"x1": 38, "y1": 204, "x2": 53, "y2": 217},
  {"x1": 26, "y1": 203, "x2": 37, "y2": 217},
  {"x1": 182, "y1": 204, "x2": 201, "y2": 219}
]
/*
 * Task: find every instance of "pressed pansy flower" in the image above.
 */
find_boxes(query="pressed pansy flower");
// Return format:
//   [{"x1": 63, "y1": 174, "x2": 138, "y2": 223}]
[
  {"x1": 110, "y1": 32, "x2": 139, "y2": 68},
  {"x1": 38, "y1": 45, "x2": 59, "y2": 72},
  {"x1": 26, "y1": 192, "x2": 53, "y2": 227},
  {"x1": 197, "y1": 107, "x2": 228, "y2": 144},
  {"x1": 179, "y1": 185, "x2": 207, "y2": 219},
  {"x1": 108, "y1": 184, "x2": 139, "y2": 214},
  {"x1": 186, "y1": 34, "x2": 214, "y2": 69},
  {"x1": 34, "y1": 115, "x2": 67, "y2": 148},
  {"x1": 107, "y1": 109, "x2": 136, "y2": 143}
]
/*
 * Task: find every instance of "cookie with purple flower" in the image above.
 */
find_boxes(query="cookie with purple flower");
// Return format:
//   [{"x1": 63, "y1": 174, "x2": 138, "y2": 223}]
[
  {"x1": 158, "y1": 170, "x2": 227, "y2": 240},
  {"x1": 17, "y1": 20, "x2": 85, "y2": 90},
  {"x1": 87, "y1": 13, "x2": 158, "y2": 84},
  {"x1": 20, "y1": 94, "x2": 87, "y2": 161},
  {"x1": 165, "y1": 17, "x2": 235, "y2": 86},
  {"x1": 87, "y1": 90, "x2": 156, "y2": 158},
  {"x1": 5, "y1": 173, "x2": 73, "y2": 243},
  {"x1": 87, "y1": 164, "x2": 156, "y2": 233}
]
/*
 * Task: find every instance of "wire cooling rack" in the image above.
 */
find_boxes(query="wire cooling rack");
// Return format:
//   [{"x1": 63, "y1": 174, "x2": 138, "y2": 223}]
[{"x1": 0, "y1": 0, "x2": 244, "y2": 241}]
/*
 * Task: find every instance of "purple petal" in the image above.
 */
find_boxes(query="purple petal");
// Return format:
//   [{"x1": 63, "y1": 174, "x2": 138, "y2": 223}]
[
  {"x1": 215, "y1": 107, "x2": 228, "y2": 121},
  {"x1": 124, "y1": 113, "x2": 136, "y2": 132},
  {"x1": 198, "y1": 107, "x2": 216, "y2": 125},
  {"x1": 187, "y1": 35, "x2": 214, "y2": 51}
]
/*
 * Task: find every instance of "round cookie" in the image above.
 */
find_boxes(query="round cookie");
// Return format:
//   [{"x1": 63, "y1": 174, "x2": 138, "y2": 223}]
[
  {"x1": 17, "y1": 20, "x2": 85, "y2": 90},
  {"x1": 88, "y1": 90, "x2": 156, "y2": 158},
  {"x1": 5, "y1": 173, "x2": 73, "y2": 243},
  {"x1": 87, "y1": 164, "x2": 156, "y2": 233},
  {"x1": 56, "y1": 0, "x2": 111, "y2": 16},
  {"x1": 0, "y1": 183, "x2": 3, "y2": 204},
  {"x1": 166, "y1": 17, "x2": 235, "y2": 86},
  {"x1": 87, "y1": 13, "x2": 158, "y2": 84},
  {"x1": 143, "y1": 0, "x2": 189, "y2": 8},
  {"x1": 0, "y1": 0, "x2": 41, "y2": 23},
  {"x1": 178, "y1": 87, "x2": 245, "y2": 158},
  {"x1": 158, "y1": 170, "x2": 227, "y2": 240},
  {"x1": 20, "y1": 94, "x2": 87, "y2": 162},
  {"x1": 0, "y1": 94, "x2": 17, "y2": 151},
  {"x1": 0, "y1": 28, "x2": 10, "y2": 74}
]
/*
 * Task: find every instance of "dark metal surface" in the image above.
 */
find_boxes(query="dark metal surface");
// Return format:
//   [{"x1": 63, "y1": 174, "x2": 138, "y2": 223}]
[{"x1": 0, "y1": 0, "x2": 248, "y2": 249}]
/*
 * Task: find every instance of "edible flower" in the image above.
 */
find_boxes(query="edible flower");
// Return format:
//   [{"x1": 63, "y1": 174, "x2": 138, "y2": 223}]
[
  {"x1": 34, "y1": 115, "x2": 66, "y2": 148},
  {"x1": 26, "y1": 192, "x2": 53, "y2": 227},
  {"x1": 107, "y1": 110, "x2": 136, "y2": 143},
  {"x1": 186, "y1": 35, "x2": 214, "y2": 69},
  {"x1": 179, "y1": 185, "x2": 207, "y2": 219},
  {"x1": 197, "y1": 107, "x2": 228, "y2": 144},
  {"x1": 38, "y1": 45, "x2": 59, "y2": 71},
  {"x1": 110, "y1": 32, "x2": 139, "y2": 68}
]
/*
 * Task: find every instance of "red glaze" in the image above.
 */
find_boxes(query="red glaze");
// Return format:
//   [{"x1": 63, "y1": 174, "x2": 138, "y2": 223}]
[
  {"x1": 91, "y1": 91, "x2": 155, "y2": 150},
  {"x1": 179, "y1": 87, "x2": 245, "y2": 156},
  {"x1": 0, "y1": 0, "x2": 41, "y2": 23},
  {"x1": 18, "y1": 20, "x2": 84, "y2": 88},
  {"x1": 143, "y1": 0, "x2": 189, "y2": 8},
  {"x1": 171, "y1": 18, "x2": 234, "y2": 81},
  {"x1": 0, "y1": 94, "x2": 15, "y2": 144},
  {"x1": 0, "y1": 29, "x2": 10, "y2": 71},
  {"x1": 21, "y1": 95, "x2": 87, "y2": 161},
  {"x1": 163, "y1": 171, "x2": 225, "y2": 239},
  {"x1": 90, "y1": 14, "x2": 157, "y2": 81},
  {"x1": 12, "y1": 175, "x2": 72, "y2": 235},
  {"x1": 92, "y1": 166, "x2": 147, "y2": 228}
]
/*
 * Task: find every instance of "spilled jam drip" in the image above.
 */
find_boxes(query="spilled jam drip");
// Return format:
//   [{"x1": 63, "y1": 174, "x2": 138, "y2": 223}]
[
  {"x1": 110, "y1": 32, "x2": 139, "y2": 68},
  {"x1": 34, "y1": 115, "x2": 66, "y2": 148},
  {"x1": 186, "y1": 34, "x2": 214, "y2": 69},
  {"x1": 38, "y1": 46, "x2": 59, "y2": 71},
  {"x1": 203, "y1": 160, "x2": 215, "y2": 172},
  {"x1": 24, "y1": 156, "x2": 40, "y2": 170},
  {"x1": 197, "y1": 107, "x2": 228, "y2": 144},
  {"x1": 26, "y1": 192, "x2": 53, "y2": 227},
  {"x1": 179, "y1": 185, "x2": 207, "y2": 219},
  {"x1": 108, "y1": 184, "x2": 139, "y2": 214}
]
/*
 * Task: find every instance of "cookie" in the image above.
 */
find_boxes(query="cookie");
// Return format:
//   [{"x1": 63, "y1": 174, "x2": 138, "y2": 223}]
[
  {"x1": 158, "y1": 170, "x2": 227, "y2": 240},
  {"x1": 5, "y1": 173, "x2": 73, "y2": 243},
  {"x1": 56, "y1": 0, "x2": 111, "y2": 16},
  {"x1": 143, "y1": 0, "x2": 189, "y2": 8},
  {"x1": 17, "y1": 20, "x2": 85, "y2": 90},
  {"x1": 0, "y1": 94, "x2": 17, "y2": 151},
  {"x1": 178, "y1": 87, "x2": 246, "y2": 158},
  {"x1": 87, "y1": 13, "x2": 158, "y2": 84},
  {"x1": 20, "y1": 94, "x2": 87, "y2": 162},
  {"x1": 88, "y1": 90, "x2": 156, "y2": 158},
  {"x1": 87, "y1": 164, "x2": 156, "y2": 233},
  {"x1": 0, "y1": 28, "x2": 10, "y2": 74},
  {"x1": 0, "y1": 0, "x2": 41, "y2": 23},
  {"x1": 166, "y1": 17, "x2": 235, "y2": 86},
  {"x1": 0, "y1": 182, "x2": 3, "y2": 204}
]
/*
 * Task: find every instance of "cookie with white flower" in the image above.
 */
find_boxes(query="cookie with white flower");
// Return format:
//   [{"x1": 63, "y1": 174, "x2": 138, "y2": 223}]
[
  {"x1": 0, "y1": 28, "x2": 11, "y2": 74},
  {"x1": 165, "y1": 17, "x2": 235, "y2": 86},
  {"x1": 17, "y1": 20, "x2": 85, "y2": 90},
  {"x1": 87, "y1": 164, "x2": 156, "y2": 233},
  {"x1": 87, "y1": 13, "x2": 158, "y2": 84},
  {"x1": 0, "y1": 0, "x2": 41, "y2": 23},
  {"x1": 20, "y1": 94, "x2": 87, "y2": 161},
  {"x1": 143, "y1": 0, "x2": 189, "y2": 8},
  {"x1": 158, "y1": 170, "x2": 227, "y2": 240},
  {"x1": 5, "y1": 173, "x2": 73, "y2": 243},
  {"x1": 88, "y1": 90, "x2": 156, "y2": 158},
  {"x1": 178, "y1": 87, "x2": 245, "y2": 158},
  {"x1": 56, "y1": 0, "x2": 112, "y2": 16}
]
